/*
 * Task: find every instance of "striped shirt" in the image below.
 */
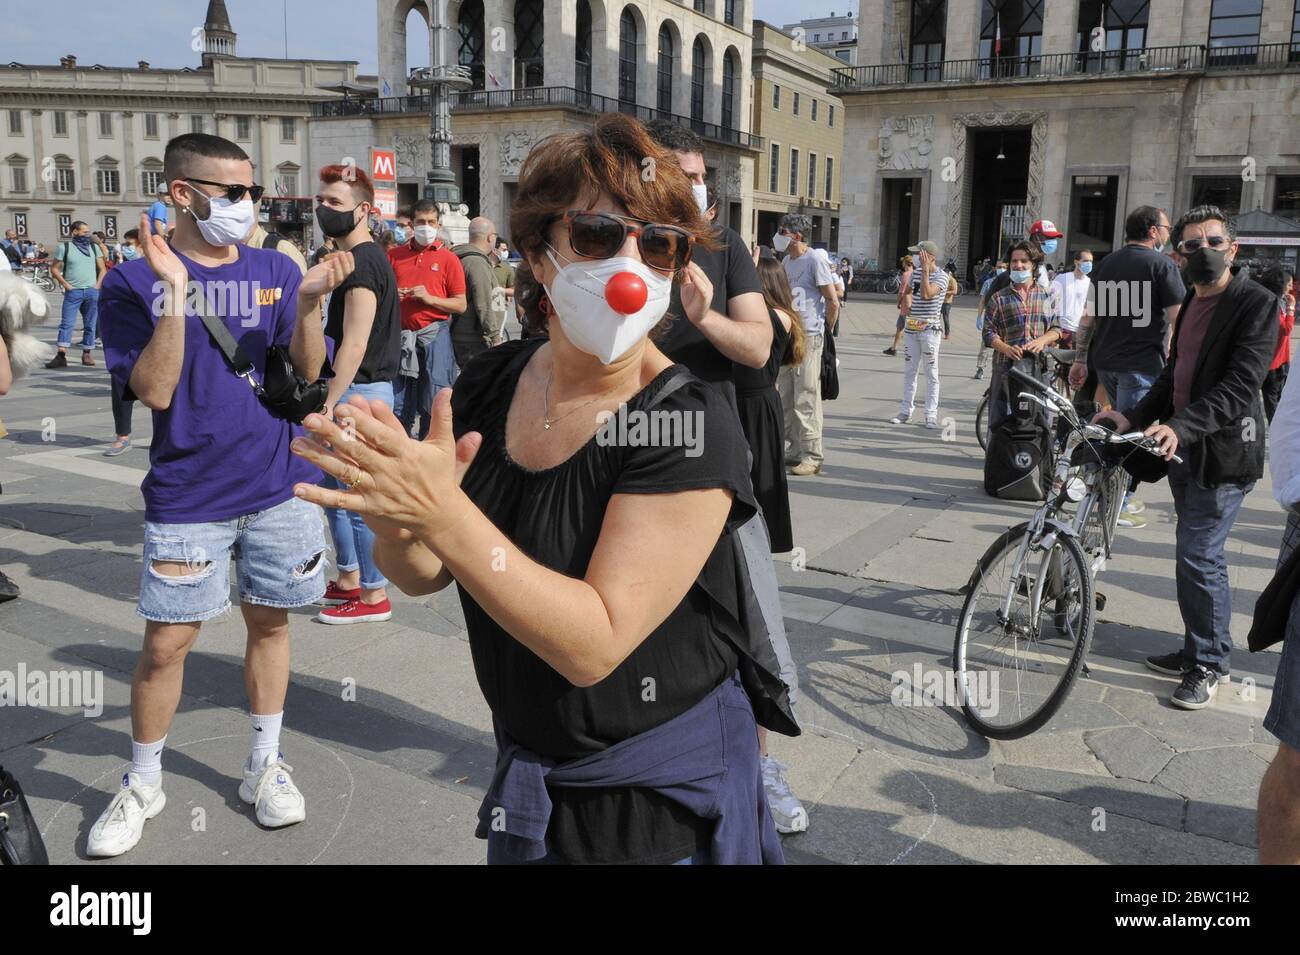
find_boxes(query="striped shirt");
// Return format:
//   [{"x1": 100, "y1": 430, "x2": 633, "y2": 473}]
[{"x1": 905, "y1": 268, "x2": 949, "y2": 332}]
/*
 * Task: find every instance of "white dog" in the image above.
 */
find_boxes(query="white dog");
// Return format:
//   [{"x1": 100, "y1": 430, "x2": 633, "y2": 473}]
[{"x1": 0, "y1": 272, "x2": 55, "y2": 378}]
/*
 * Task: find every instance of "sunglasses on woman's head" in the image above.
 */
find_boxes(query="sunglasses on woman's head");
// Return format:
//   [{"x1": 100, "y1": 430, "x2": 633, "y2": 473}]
[
  {"x1": 185, "y1": 178, "x2": 265, "y2": 203},
  {"x1": 558, "y1": 210, "x2": 693, "y2": 273}
]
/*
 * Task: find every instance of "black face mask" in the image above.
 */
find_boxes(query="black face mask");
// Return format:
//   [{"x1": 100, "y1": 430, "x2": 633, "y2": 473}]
[
  {"x1": 1185, "y1": 246, "x2": 1230, "y2": 286},
  {"x1": 315, "y1": 203, "x2": 360, "y2": 239}
]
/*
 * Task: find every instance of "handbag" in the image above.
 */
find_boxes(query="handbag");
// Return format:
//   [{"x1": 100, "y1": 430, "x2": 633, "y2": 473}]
[
  {"x1": 1247, "y1": 519, "x2": 1300, "y2": 652},
  {"x1": 1, "y1": 765, "x2": 49, "y2": 864},
  {"x1": 194, "y1": 295, "x2": 331, "y2": 424},
  {"x1": 820, "y1": 325, "x2": 840, "y2": 401}
]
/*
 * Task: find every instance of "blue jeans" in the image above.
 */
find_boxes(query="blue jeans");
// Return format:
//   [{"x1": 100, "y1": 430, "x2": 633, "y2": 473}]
[
  {"x1": 393, "y1": 323, "x2": 457, "y2": 440},
  {"x1": 1166, "y1": 459, "x2": 1252, "y2": 674},
  {"x1": 58, "y1": 287, "x2": 99, "y2": 350},
  {"x1": 1098, "y1": 369, "x2": 1159, "y2": 504},
  {"x1": 322, "y1": 380, "x2": 394, "y2": 591}
]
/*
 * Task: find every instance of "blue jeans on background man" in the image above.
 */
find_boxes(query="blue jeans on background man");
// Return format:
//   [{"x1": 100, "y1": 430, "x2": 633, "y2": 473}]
[
  {"x1": 322, "y1": 380, "x2": 394, "y2": 591},
  {"x1": 393, "y1": 322, "x2": 457, "y2": 439},
  {"x1": 1098, "y1": 369, "x2": 1160, "y2": 505},
  {"x1": 1167, "y1": 459, "x2": 1252, "y2": 676},
  {"x1": 58, "y1": 287, "x2": 99, "y2": 350}
]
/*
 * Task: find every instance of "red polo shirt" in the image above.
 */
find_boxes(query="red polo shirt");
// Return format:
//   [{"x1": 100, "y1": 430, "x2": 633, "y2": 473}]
[{"x1": 387, "y1": 239, "x2": 467, "y2": 331}]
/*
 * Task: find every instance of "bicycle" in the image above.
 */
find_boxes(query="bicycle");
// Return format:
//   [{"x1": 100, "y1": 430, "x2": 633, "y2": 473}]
[
  {"x1": 953, "y1": 367, "x2": 1177, "y2": 738},
  {"x1": 19, "y1": 260, "x2": 56, "y2": 293}
]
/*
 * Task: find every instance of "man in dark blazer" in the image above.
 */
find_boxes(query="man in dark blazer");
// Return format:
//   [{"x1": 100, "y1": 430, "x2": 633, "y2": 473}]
[{"x1": 1099, "y1": 205, "x2": 1276, "y2": 710}]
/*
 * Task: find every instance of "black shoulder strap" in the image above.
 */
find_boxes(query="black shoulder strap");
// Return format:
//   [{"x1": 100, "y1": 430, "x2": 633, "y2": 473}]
[
  {"x1": 193, "y1": 295, "x2": 260, "y2": 389},
  {"x1": 644, "y1": 368, "x2": 694, "y2": 411}
]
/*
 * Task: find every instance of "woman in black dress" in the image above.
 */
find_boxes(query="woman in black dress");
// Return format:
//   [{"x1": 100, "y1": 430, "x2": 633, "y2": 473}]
[
  {"x1": 290, "y1": 114, "x2": 792, "y2": 865},
  {"x1": 735, "y1": 258, "x2": 805, "y2": 554}
]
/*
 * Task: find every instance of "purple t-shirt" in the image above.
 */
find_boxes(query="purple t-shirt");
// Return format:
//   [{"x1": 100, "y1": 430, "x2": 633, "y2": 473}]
[{"x1": 100, "y1": 246, "x2": 321, "y2": 523}]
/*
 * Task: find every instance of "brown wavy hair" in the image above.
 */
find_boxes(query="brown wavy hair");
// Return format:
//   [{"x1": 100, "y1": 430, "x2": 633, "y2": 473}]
[
  {"x1": 510, "y1": 113, "x2": 718, "y2": 338},
  {"x1": 755, "y1": 257, "x2": 807, "y2": 367}
]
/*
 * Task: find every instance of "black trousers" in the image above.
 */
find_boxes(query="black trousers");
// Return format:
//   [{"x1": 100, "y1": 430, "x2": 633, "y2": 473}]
[
  {"x1": 110, "y1": 376, "x2": 133, "y2": 436},
  {"x1": 1264, "y1": 363, "x2": 1289, "y2": 424}
]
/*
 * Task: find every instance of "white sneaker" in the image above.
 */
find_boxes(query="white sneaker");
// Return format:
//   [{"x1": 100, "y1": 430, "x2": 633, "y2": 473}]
[
  {"x1": 761, "y1": 755, "x2": 809, "y2": 834},
  {"x1": 925, "y1": 418, "x2": 939, "y2": 429},
  {"x1": 890, "y1": 415, "x2": 910, "y2": 425},
  {"x1": 86, "y1": 772, "x2": 166, "y2": 858},
  {"x1": 239, "y1": 753, "x2": 306, "y2": 828}
]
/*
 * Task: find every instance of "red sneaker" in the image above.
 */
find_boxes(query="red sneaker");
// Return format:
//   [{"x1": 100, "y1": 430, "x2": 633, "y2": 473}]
[
  {"x1": 316, "y1": 597, "x2": 392, "y2": 625},
  {"x1": 321, "y1": 580, "x2": 362, "y2": 605}
]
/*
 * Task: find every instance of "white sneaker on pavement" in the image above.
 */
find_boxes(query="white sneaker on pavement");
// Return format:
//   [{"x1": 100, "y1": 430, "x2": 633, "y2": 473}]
[
  {"x1": 87, "y1": 772, "x2": 166, "y2": 858},
  {"x1": 761, "y1": 755, "x2": 809, "y2": 833},
  {"x1": 239, "y1": 752, "x2": 306, "y2": 828}
]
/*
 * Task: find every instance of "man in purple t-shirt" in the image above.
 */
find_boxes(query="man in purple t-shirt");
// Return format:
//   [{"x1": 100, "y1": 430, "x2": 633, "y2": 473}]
[{"x1": 87, "y1": 133, "x2": 354, "y2": 858}]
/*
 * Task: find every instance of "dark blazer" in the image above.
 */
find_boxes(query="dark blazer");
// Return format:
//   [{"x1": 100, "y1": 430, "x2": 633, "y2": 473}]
[{"x1": 1129, "y1": 268, "x2": 1276, "y2": 487}]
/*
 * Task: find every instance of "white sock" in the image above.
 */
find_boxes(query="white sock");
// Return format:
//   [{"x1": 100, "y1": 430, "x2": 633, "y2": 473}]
[
  {"x1": 131, "y1": 736, "x2": 166, "y2": 788},
  {"x1": 249, "y1": 711, "x2": 283, "y2": 769}
]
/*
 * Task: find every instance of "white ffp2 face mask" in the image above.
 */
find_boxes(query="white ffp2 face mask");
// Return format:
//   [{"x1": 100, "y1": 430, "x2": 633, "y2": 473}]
[
  {"x1": 691, "y1": 183, "x2": 710, "y2": 215},
  {"x1": 772, "y1": 232, "x2": 792, "y2": 253},
  {"x1": 543, "y1": 247, "x2": 672, "y2": 364},
  {"x1": 413, "y1": 225, "x2": 438, "y2": 246},
  {"x1": 184, "y1": 184, "x2": 257, "y2": 247}
]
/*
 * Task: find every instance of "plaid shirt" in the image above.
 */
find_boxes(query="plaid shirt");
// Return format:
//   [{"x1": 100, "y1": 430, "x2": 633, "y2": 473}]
[{"x1": 982, "y1": 284, "x2": 1058, "y2": 363}]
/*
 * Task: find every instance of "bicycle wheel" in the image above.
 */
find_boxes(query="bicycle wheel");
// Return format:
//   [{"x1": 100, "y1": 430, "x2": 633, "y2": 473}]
[
  {"x1": 953, "y1": 522, "x2": 1095, "y2": 738},
  {"x1": 975, "y1": 393, "x2": 990, "y2": 450},
  {"x1": 1078, "y1": 465, "x2": 1127, "y2": 575}
]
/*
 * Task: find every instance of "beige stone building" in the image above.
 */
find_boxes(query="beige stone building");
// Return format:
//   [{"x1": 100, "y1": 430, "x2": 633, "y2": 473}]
[
  {"x1": 311, "y1": 0, "x2": 762, "y2": 244},
  {"x1": 750, "y1": 22, "x2": 846, "y2": 250},
  {"x1": 836, "y1": 0, "x2": 1300, "y2": 275},
  {"x1": 0, "y1": 1, "x2": 356, "y2": 245}
]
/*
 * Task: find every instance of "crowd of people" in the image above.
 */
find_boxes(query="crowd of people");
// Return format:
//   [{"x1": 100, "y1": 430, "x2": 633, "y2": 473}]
[{"x1": 5, "y1": 113, "x2": 1300, "y2": 865}]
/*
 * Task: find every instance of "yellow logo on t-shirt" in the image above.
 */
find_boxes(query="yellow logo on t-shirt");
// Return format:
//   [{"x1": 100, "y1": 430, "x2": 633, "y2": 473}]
[{"x1": 255, "y1": 287, "x2": 283, "y2": 306}]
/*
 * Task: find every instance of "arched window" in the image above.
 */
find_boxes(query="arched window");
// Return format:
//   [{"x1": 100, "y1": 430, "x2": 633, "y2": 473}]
[
  {"x1": 457, "y1": 0, "x2": 486, "y2": 91},
  {"x1": 725, "y1": 0, "x2": 736, "y2": 26},
  {"x1": 690, "y1": 37, "x2": 707, "y2": 125},
  {"x1": 576, "y1": 0, "x2": 593, "y2": 94},
  {"x1": 514, "y1": 0, "x2": 544, "y2": 88},
  {"x1": 657, "y1": 25, "x2": 676, "y2": 114},
  {"x1": 619, "y1": 9, "x2": 638, "y2": 106},
  {"x1": 721, "y1": 48, "x2": 737, "y2": 130},
  {"x1": 694, "y1": 0, "x2": 705, "y2": 12}
]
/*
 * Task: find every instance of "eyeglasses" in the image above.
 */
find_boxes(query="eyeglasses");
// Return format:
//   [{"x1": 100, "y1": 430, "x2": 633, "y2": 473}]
[
  {"x1": 185, "y1": 178, "x2": 265, "y2": 203},
  {"x1": 557, "y1": 210, "x2": 693, "y2": 273},
  {"x1": 1177, "y1": 235, "x2": 1231, "y2": 254}
]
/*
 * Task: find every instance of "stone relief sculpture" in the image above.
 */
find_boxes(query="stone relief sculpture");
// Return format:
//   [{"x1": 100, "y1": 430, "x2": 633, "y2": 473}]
[
  {"x1": 499, "y1": 130, "x2": 534, "y2": 176},
  {"x1": 878, "y1": 115, "x2": 934, "y2": 171},
  {"x1": 393, "y1": 134, "x2": 425, "y2": 178}
]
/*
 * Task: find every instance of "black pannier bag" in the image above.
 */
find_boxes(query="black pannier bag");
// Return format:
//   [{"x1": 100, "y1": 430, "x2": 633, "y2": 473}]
[{"x1": 984, "y1": 357, "x2": 1053, "y2": 501}]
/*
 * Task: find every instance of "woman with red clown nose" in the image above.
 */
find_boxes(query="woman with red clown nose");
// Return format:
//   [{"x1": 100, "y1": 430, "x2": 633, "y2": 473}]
[{"x1": 290, "y1": 113, "x2": 796, "y2": 865}]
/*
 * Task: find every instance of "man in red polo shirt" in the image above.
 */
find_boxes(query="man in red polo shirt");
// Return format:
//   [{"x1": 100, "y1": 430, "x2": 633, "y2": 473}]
[{"x1": 387, "y1": 199, "x2": 466, "y2": 438}]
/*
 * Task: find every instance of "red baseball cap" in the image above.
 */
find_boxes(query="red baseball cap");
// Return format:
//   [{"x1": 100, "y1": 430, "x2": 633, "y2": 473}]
[{"x1": 1029, "y1": 219, "x2": 1063, "y2": 239}]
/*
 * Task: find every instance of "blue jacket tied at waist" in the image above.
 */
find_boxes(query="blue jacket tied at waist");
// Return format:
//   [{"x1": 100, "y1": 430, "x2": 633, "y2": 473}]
[{"x1": 475, "y1": 672, "x2": 784, "y2": 864}]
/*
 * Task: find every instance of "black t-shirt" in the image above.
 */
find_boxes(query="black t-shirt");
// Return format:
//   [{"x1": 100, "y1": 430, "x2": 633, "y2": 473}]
[
  {"x1": 660, "y1": 225, "x2": 763, "y2": 383},
  {"x1": 1088, "y1": 244, "x2": 1186, "y2": 377},
  {"x1": 451, "y1": 338, "x2": 757, "y2": 863},
  {"x1": 324, "y1": 240, "x2": 400, "y2": 384}
]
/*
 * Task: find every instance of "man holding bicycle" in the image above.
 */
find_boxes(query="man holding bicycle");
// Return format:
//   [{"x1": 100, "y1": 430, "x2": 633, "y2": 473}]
[{"x1": 1096, "y1": 205, "x2": 1275, "y2": 710}]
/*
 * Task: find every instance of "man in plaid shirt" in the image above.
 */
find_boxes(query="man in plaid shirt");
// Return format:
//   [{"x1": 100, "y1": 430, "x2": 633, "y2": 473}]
[{"x1": 983, "y1": 240, "x2": 1061, "y2": 428}]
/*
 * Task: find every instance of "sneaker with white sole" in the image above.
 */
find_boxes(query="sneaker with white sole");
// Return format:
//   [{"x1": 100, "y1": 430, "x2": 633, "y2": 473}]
[
  {"x1": 890, "y1": 415, "x2": 910, "y2": 425},
  {"x1": 1117, "y1": 512, "x2": 1147, "y2": 529},
  {"x1": 761, "y1": 755, "x2": 809, "y2": 833},
  {"x1": 239, "y1": 753, "x2": 306, "y2": 828},
  {"x1": 86, "y1": 772, "x2": 166, "y2": 858},
  {"x1": 1171, "y1": 665, "x2": 1219, "y2": 710},
  {"x1": 925, "y1": 418, "x2": 939, "y2": 429},
  {"x1": 1125, "y1": 498, "x2": 1146, "y2": 514}
]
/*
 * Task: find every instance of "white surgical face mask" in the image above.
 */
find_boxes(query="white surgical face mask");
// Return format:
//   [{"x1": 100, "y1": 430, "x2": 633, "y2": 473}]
[
  {"x1": 183, "y1": 184, "x2": 256, "y2": 247},
  {"x1": 691, "y1": 183, "x2": 710, "y2": 216},
  {"x1": 772, "y1": 232, "x2": 792, "y2": 253},
  {"x1": 544, "y1": 246, "x2": 672, "y2": 364},
  {"x1": 414, "y1": 224, "x2": 438, "y2": 246}
]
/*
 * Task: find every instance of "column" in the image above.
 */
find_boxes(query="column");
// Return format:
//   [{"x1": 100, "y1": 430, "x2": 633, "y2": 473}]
[
  {"x1": 483, "y1": 0, "x2": 514, "y2": 91},
  {"x1": 378, "y1": 0, "x2": 408, "y2": 97},
  {"x1": 677, "y1": 27, "x2": 693, "y2": 118},
  {"x1": 593, "y1": 0, "x2": 618, "y2": 97},
  {"x1": 544, "y1": 0, "x2": 575, "y2": 89},
  {"x1": 75, "y1": 110, "x2": 91, "y2": 203},
  {"x1": 1145, "y1": 0, "x2": 1185, "y2": 48},
  {"x1": 1263, "y1": 0, "x2": 1296, "y2": 43},
  {"x1": 121, "y1": 111, "x2": 137, "y2": 202},
  {"x1": 943, "y1": 0, "x2": 980, "y2": 62},
  {"x1": 31, "y1": 109, "x2": 47, "y2": 201},
  {"x1": 258, "y1": 115, "x2": 274, "y2": 197},
  {"x1": 1041, "y1": 0, "x2": 1077, "y2": 57}
]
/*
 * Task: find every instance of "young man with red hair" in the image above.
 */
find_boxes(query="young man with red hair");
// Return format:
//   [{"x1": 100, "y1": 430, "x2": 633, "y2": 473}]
[
  {"x1": 388, "y1": 200, "x2": 466, "y2": 438},
  {"x1": 313, "y1": 163, "x2": 402, "y2": 623}
]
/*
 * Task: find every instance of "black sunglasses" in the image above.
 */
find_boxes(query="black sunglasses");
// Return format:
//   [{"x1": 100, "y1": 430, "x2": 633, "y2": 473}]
[
  {"x1": 557, "y1": 210, "x2": 693, "y2": 273},
  {"x1": 185, "y1": 178, "x2": 265, "y2": 203}
]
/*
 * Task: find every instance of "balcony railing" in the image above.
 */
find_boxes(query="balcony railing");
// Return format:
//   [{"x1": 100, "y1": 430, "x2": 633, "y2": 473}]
[
  {"x1": 311, "y1": 84, "x2": 763, "y2": 150},
  {"x1": 833, "y1": 41, "x2": 1300, "y2": 90}
]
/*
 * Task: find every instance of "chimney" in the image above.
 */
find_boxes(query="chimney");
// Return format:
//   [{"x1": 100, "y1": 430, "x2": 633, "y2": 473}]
[{"x1": 138, "y1": 60, "x2": 150, "y2": 70}]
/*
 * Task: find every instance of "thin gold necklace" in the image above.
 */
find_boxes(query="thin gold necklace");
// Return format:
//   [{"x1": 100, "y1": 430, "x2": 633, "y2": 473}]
[{"x1": 542, "y1": 365, "x2": 622, "y2": 431}]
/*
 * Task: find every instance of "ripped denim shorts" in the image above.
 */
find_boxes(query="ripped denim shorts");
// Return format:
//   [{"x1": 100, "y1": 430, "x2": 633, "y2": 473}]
[{"x1": 137, "y1": 496, "x2": 327, "y2": 623}]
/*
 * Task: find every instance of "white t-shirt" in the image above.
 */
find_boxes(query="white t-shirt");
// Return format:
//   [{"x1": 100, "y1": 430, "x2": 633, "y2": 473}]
[
  {"x1": 1050, "y1": 270, "x2": 1090, "y2": 333},
  {"x1": 782, "y1": 248, "x2": 836, "y2": 335}
]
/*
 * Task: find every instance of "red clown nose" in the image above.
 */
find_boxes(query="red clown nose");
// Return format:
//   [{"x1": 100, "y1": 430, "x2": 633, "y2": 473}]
[{"x1": 604, "y1": 271, "x2": 648, "y2": 314}]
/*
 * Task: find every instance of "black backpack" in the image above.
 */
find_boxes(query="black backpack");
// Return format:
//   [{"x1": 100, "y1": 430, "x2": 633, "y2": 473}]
[{"x1": 984, "y1": 356, "x2": 1053, "y2": 501}]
